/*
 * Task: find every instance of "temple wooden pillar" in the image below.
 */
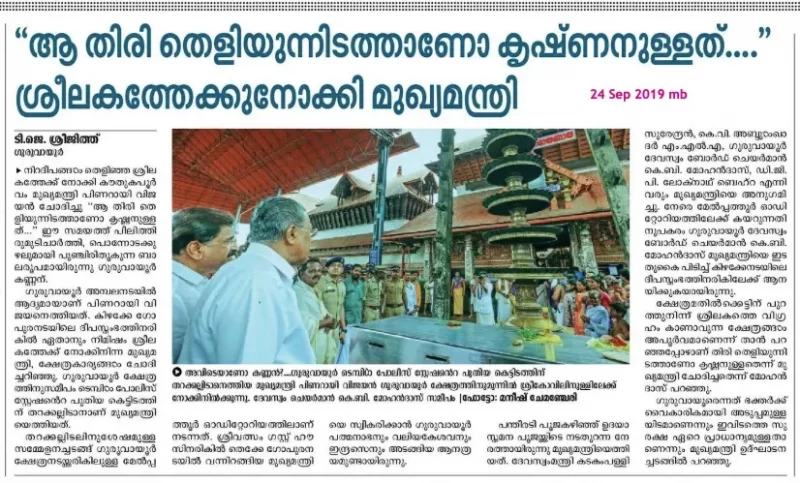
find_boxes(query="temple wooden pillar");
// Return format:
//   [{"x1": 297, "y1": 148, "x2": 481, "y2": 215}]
[
  {"x1": 370, "y1": 132, "x2": 393, "y2": 265},
  {"x1": 422, "y1": 238, "x2": 432, "y2": 281},
  {"x1": 584, "y1": 129, "x2": 630, "y2": 263},
  {"x1": 568, "y1": 222, "x2": 582, "y2": 269},
  {"x1": 578, "y1": 221, "x2": 599, "y2": 274},
  {"x1": 464, "y1": 234, "x2": 474, "y2": 279},
  {"x1": 433, "y1": 129, "x2": 455, "y2": 320}
]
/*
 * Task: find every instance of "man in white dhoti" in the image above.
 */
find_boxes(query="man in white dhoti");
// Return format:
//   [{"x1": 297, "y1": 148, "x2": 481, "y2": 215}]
[
  {"x1": 178, "y1": 197, "x2": 316, "y2": 365},
  {"x1": 171, "y1": 207, "x2": 235, "y2": 363},
  {"x1": 474, "y1": 272, "x2": 495, "y2": 326},
  {"x1": 404, "y1": 273, "x2": 418, "y2": 316},
  {"x1": 495, "y1": 278, "x2": 513, "y2": 324},
  {"x1": 293, "y1": 257, "x2": 338, "y2": 364}
]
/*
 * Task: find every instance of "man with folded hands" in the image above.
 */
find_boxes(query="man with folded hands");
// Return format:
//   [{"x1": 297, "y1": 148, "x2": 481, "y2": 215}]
[{"x1": 294, "y1": 257, "x2": 338, "y2": 364}]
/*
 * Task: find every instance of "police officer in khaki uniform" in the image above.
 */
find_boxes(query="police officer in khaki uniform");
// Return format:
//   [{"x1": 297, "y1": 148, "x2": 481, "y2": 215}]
[
  {"x1": 363, "y1": 268, "x2": 383, "y2": 322},
  {"x1": 316, "y1": 257, "x2": 347, "y2": 343},
  {"x1": 382, "y1": 266, "x2": 406, "y2": 317}
]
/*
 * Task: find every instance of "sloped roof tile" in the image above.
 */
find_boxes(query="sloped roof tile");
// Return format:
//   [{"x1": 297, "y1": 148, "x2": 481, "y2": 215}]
[
  {"x1": 309, "y1": 168, "x2": 436, "y2": 215},
  {"x1": 172, "y1": 129, "x2": 419, "y2": 222},
  {"x1": 383, "y1": 167, "x2": 629, "y2": 239}
]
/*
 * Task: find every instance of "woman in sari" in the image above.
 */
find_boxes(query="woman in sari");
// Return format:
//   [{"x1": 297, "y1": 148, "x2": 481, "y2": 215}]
[
  {"x1": 609, "y1": 303, "x2": 630, "y2": 341},
  {"x1": 610, "y1": 279, "x2": 627, "y2": 303},
  {"x1": 562, "y1": 280, "x2": 577, "y2": 328},
  {"x1": 573, "y1": 280, "x2": 588, "y2": 334},
  {"x1": 451, "y1": 271, "x2": 465, "y2": 317}
]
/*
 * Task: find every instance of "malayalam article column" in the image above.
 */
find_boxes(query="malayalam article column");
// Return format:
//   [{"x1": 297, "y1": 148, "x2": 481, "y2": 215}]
[
  {"x1": 640, "y1": 126, "x2": 793, "y2": 474},
  {"x1": 9, "y1": 128, "x2": 165, "y2": 474}
]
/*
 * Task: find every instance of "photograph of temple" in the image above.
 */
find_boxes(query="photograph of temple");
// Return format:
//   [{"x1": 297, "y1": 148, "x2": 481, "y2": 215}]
[
  {"x1": 308, "y1": 165, "x2": 437, "y2": 267},
  {"x1": 172, "y1": 128, "x2": 630, "y2": 366},
  {"x1": 314, "y1": 129, "x2": 630, "y2": 279}
]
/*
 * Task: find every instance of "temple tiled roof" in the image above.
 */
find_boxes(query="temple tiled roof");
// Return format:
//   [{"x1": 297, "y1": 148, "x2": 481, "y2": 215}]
[
  {"x1": 309, "y1": 168, "x2": 437, "y2": 215},
  {"x1": 283, "y1": 192, "x2": 320, "y2": 212},
  {"x1": 311, "y1": 233, "x2": 374, "y2": 251},
  {"x1": 172, "y1": 129, "x2": 419, "y2": 222},
  {"x1": 383, "y1": 167, "x2": 629, "y2": 240},
  {"x1": 453, "y1": 135, "x2": 485, "y2": 157}
]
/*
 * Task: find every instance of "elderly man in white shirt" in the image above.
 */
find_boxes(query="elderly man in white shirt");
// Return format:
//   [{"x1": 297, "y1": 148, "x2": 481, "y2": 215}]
[
  {"x1": 178, "y1": 197, "x2": 317, "y2": 365},
  {"x1": 293, "y1": 257, "x2": 337, "y2": 364},
  {"x1": 172, "y1": 207, "x2": 236, "y2": 363}
]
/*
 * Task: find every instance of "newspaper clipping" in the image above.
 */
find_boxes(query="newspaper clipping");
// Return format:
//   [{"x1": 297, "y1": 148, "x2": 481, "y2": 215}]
[{"x1": 2, "y1": 2, "x2": 795, "y2": 481}]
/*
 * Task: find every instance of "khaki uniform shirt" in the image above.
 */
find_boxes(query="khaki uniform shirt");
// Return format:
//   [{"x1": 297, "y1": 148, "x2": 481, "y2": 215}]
[
  {"x1": 384, "y1": 279, "x2": 405, "y2": 306},
  {"x1": 364, "y1": 278, "x2": 382, "y2": 307},
  {"x1": 315, "y1": 274, "x2": 345, "y2": 322}
]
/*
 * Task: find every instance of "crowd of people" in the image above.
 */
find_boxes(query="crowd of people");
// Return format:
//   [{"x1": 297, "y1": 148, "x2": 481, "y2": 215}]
[
  {"x1": 292, "y1": 258, "x2": 428, "y2": 363},
  {"x1": 172, "y1": 197, "x2": 630, "y2": 365},
  {"x1": 450, "y1": 270, "x2": 630, "y2": 341}
]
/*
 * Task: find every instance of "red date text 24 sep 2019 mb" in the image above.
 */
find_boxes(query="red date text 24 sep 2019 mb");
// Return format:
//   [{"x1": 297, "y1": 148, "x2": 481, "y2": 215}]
[{"x1": 590, "y1": 88, "x2": 689, "y2": 102}]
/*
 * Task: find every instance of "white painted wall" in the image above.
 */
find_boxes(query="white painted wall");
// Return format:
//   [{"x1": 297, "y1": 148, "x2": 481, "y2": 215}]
[
  {"x1": 313, "y1": 220, "x2": 408, "y2": 241},
  {"x1": 327, "y1": 250, "x2": 425, "y2": 268}
]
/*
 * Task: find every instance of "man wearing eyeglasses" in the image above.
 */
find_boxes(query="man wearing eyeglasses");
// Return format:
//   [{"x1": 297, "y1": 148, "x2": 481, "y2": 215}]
[
  {"x1": 178, "y1": 197, "x2": 317, "y2": 365},
  {"x1": 171, "y1": 207, "x2": 236, "y2": 363}
]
